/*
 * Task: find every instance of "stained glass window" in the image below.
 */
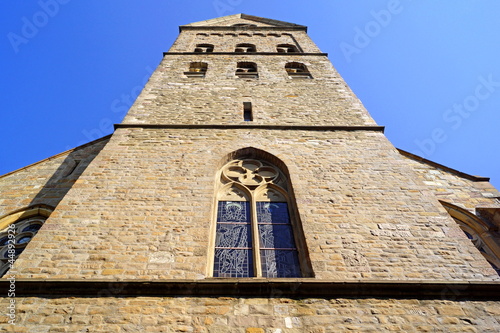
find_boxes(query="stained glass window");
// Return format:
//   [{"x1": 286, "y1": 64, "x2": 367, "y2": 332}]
[
  {"x1": 0, "y1": 216, "x2": 47, "y2": 277},
  {"x1": 213, "y1": 158, "x2": 306, "y2": 278},
  {"x1": 213, "y1": 201, "x2": 254, "y2": 277},
  {"x1": 257, "y1": 202, "x2": 300, "y2": 278}
]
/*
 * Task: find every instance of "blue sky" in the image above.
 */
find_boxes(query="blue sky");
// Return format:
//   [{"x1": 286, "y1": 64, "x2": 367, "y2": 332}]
[{"x1": 1, "y1": 1, "x2": 499, "y2": 189}]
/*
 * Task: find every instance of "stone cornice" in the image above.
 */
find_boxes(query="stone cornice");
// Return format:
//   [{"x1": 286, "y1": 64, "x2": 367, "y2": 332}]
[
  {"x1": 397, "y1": 149, "x2": 491, "y2": 182},
  {"x1": 163, "y1": 52, "x2": 328, "y2": 56},
  {"x1": 2, "y1": 279, "x2": 500, "y2": 300},
  {"x1": 114, "y1": 124, "x2": 385, "y2": 132},
  {"x1": 179, "y1": 26, "x2": 308, "y2": 32}
]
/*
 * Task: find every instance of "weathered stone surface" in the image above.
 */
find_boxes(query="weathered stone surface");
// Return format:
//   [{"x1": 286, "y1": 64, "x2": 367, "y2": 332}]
[
  {"x1": 7, "y1": 128, "x2": 498, "y2": 280},
  {"x1": 1, "y1": 13, "x2": 499, "y2": 332},
  {"x1": 0, "y1": 297, "x2": 499, "y2": 332}
]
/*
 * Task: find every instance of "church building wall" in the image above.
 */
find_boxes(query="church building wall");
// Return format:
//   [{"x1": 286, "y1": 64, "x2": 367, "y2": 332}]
[
  {"x1": 10, "y1": 128, "x2": 499, "y2": 281},
  {"x1": 2, "y1": 14, "x2": 499, "y2": 332},
  {"x1": 0, "y1": 137, "x2": 109, "y2": 217},
  {"x1": 1, "y1": 296, "x2": 499, "y2": 332}
]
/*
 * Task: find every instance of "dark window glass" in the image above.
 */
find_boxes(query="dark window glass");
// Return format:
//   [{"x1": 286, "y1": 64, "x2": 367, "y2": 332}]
[
  {"x1": 17, "y1": 236, "x2": 32, "y2": 244},
  {"x1": 256, "y1": 202, "x2": 300, "y2": 277},
  {"x1": 257, "y1": 202, "x2": 290, "y2": 224},
  {"x1": 22, "y1": 224, "x2": 42, "y2": 232},
  {"x1": 214, "y1": 201, "x2": 253, "y2": 277},
  {"x1": 217, "y1": 201, "x2": 250, "y2": 223},
  {"x1": 260, "y1": 249, "x2": 301, "y2": 278},
  {"x1": 214, "y1": 249, "x2": 253, "y2": 277},
  {"x1": 243, "y1": 102, "x2": 253, "y2": 121},
  {"x1": 3, "y1": 248, "x2": 23, "y2": 258}
]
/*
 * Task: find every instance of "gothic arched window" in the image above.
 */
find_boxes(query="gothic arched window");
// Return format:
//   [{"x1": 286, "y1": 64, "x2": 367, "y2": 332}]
[
  {"x1": 441, "y1": 201, "x2": 500, "y2": 276},
  {"x1": 212, "y1": 157, "x2": 307, "y2": 278},
  {"x1": 0, "y1": 205, "x2": 52, "y2": 277}
]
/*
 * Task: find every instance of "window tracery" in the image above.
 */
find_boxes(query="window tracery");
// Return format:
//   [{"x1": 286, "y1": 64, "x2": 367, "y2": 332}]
[
  {"x1": 212, "y1": 158, "x2": 304, "y2": 278},
  {"x1": 0, "y1": 215, "x2": 47, "y2": 277},
  {"x1": 441, "y1": 201, "x2": 500, "y2": 276}
]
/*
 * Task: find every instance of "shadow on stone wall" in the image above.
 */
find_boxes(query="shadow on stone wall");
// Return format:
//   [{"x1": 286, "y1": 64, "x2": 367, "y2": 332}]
[{"x1": 27, "y1": 136, "x2": 110, "y2": 211}]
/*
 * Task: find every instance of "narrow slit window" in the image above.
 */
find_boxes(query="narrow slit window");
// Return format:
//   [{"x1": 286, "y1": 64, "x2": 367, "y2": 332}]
[
  {"x1": 243, "y1": 102, "x2": 253, "y2": 121},
  {"x1": 64, "y1": 159, "x2": 81, "y2": 177}
]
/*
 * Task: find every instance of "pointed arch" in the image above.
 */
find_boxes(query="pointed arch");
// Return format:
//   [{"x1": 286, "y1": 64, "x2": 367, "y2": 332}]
[
  {"x1": 440, "y1": 201, "x2": 500, "y2": 275},
  {"x1": 0, "y1": 205, "x2": 54, "y2": 277},
  {"x1": 217, "y1": 182, "x2": 251, "y2": 201},
  {"x1": 209, "y1": 148, "x2": 312, "y2": 278}
]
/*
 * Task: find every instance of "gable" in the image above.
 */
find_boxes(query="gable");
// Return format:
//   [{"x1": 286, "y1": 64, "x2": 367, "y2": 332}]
[{"x1": 182, "y1": 13, "x2": 306, "y2": 28}]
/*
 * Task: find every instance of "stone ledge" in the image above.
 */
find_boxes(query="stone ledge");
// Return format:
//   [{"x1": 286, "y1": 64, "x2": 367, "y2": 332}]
[
  {"x1": 179, "y1": 26, "x2": 308, "y2": 32},
  {"x1": 397, "y1": 148, "x2": 491, "y2": 182},
  {"x1": 114, "y1": 124, "x2": 385, "y2": 132},
  {"x1": 2, "y1": 279, "x2": 500, "y2": 300},
  {"x1": 163, "y1": 52, "x2": 328, "y2": 56}
]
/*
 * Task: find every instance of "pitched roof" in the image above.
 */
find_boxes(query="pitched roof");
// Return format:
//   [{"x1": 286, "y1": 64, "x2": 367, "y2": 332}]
[{"x1": 181, "y1": 13, "x2": 306, "y2": 29}]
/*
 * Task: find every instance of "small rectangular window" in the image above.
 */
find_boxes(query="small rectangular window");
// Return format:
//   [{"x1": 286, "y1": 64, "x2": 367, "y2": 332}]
[{"x1": 243, "y1": 102, "x2": 253, "y2": 121}]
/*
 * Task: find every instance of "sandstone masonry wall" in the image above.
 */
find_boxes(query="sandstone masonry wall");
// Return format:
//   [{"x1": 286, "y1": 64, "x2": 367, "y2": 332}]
[
  {"x1": 1, "y1": 296, "x2": 499, "y2": 332},
  {"x1": 399, "y1": 152, "x2": 500, "y2": 212},
  {"x1": 0, "y1": 138, "x2": 109, "y2": 217},
  {"x1": 10, "y1": 128, "x2": 498, "y2": 280}
]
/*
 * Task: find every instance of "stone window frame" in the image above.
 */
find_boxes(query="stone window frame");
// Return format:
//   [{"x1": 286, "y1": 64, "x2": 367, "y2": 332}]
[
  {"x1": 184, "y1": 62, "x2": 208, "y2": 78},
  {"x1": 235, "y1": 43, "x2": 257, "y2": 53},
  {"x1": 441, "y1": 201, "x2": 500, "y2": 275},
  {"x1": 207, "y1": 150, "x2": 313, "y2": 279},
  {"x1": 277, "y1": 44, "x2": 299, "y2": 53},
  {"x1": 0, "y1": 205, "x2": 53, "y2": 277},
  {"x1": 194, "y1": 43, "x2": 214, "y2": 53},
  {"x1": 235, "y1": 62, "x2": 258, "y2": 79},
  {"x1": 285, "y1": 62, "x2": 312, "y2": 79}
]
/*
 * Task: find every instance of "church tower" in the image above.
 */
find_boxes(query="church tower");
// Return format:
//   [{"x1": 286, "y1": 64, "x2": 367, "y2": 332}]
[{"x1": 1, "y1": 14, "x2": 500, "y2": 331}]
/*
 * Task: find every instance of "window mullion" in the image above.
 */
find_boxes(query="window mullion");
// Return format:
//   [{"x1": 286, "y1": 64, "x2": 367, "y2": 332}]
[{"x1": 251, "y1": 195, "x2": 262, "y2": 277}]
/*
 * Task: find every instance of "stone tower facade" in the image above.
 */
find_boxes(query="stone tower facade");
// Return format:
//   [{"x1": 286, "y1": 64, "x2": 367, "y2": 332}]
[{"x1": 1, "y1": 14, "x2": 500, "y2": 332}]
